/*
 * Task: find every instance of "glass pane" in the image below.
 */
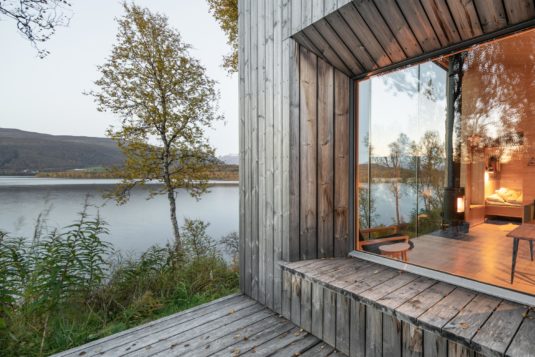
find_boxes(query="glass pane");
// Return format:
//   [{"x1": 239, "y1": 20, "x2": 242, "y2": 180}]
[
  {"x1": 357, "y1": 80, "x2": 372, "y2": 233},
  {"x1": 415, "y1": 62, "x2": 447, "y2": 235},
  {"x1": 368, "y1": 67, "x2": 418, "y2": 243},
  {"x1": 356, "y1": 27, "x2": 535, "y2": 296}
]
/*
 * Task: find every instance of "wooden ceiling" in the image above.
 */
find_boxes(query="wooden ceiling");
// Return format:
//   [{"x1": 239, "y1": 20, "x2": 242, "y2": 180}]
[{"x1": 292, "y1": 0, "x2": 535, "y2": 78}]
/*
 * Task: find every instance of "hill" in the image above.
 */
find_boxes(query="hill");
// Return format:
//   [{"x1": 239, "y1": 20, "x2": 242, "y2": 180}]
[{"x1": 0, "y1": 128, "x2": 124, "y2": 174}]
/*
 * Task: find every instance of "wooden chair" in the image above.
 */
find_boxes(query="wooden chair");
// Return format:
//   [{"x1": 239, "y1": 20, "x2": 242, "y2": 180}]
[{"x1": 356, "y1": 224, "x2": 413, "y2": 255}]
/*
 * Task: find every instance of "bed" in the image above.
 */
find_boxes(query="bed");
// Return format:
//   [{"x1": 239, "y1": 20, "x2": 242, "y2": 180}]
[{"x1": 485, "y1": 187, "x2": 525, "y2": 220}]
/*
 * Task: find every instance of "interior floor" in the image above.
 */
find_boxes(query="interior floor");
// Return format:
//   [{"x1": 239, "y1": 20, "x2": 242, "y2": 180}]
[{"x1": 408, "y1": 222, "x2": 535, "y2": 295}]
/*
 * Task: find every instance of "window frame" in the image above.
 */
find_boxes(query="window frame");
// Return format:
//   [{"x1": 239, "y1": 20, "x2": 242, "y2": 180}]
[{"x1": 349, "y1": 24, "x2": 535, "y2": 306}]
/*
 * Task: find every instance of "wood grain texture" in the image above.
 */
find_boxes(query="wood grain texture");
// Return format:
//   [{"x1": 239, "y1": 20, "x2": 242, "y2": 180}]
[
  {"x1": 279, "y1": 259, "x2": 531, "y2": 357},
  {"x1": 402, "y1": 321, "x2": 423, "y2": 357},
  {"x1": 503, "y1": 0, "x2": 535, "y2": 24},
  {"x1": 349, "y1": 298, "x2": 366, "y2": 357},
  {"x1": 473, "y1": 0, "x2": 507, "y2": 33},
  {"x1": 372, "y1": 0, "x2": 423, "y2": 56},
  {"x1": 301, "y1": 278, "x2": 313, "y2": 332},
  {"x1": 257, "y1": 0, "x2": 266, "y2": 306},
  {"x1": 325, "y1": 11, "x2": 377, "y2": 71},
  {"x1": 420, "y1": 0, "x2": 461, "y2": 46},
  {"x1": 314, "y1": 18, "x2": 364, "y2": 74},
  {"x1": 317, "y1": 57, "x2": 334, "y2": 258},
  {"x1": 273, "y1": 0, "x2": 284, "y2": 315},
  {"x1": 383, "y1": 313, "x2": 402, "y2": 357},
  {"x1": 323, "y1": 287, "x2": 337, "y2": 346},
  {"x1": 264, "y1": 0, "x2": 275, "y2": 310},
  {"x1": 366, "y1": 305, "x2": 383, "y2": 357},
  {"x1": 291, "y1": 273, "x2": 302, "y2": 325},
  {"x1": 351, "y1": 0, "x2": 406, "y2": 62},
  {"x1": 424, "y1": 330, "x2": 448, "y2": 357},
  {"x1": 335, "y1": 292, "x2": 350, "y2": 355},
  {"x1": 395, "y1": 0, "x2": 442, "y2": 51},
  {"x1": 250, "y1": 0, "x2": 259, "y2": 302},
  {"x1": 446, "y1": 0, "x2": 483, "y2": 40},
  {"x1": 334, "y1": 69, "x2": 350, "y2": 257},
  {"x1": 302, "y1": 25, "x2": 352, "y2": 75},
  {"x1": 472, "y1": 300, "x2": 527, "y2": 356},
  {"x1": 299, "y1": 47, "x2": 318, "y2": 260},
  {"x1": 311, "y1": 282, "x2": 324, "y2": 338},
  {"x1": 238, "y1": 0, "x2": 245, "y2": 294},
  {"x1": 506, "y1": 307, "x2": 535, "y2": 357}
]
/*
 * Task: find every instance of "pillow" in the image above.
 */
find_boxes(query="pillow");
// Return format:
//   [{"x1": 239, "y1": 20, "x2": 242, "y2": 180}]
[
  {"x1": 496, "y1": 187, "x2": 509, "y2": 195},
  {"x1": 507, "y1": 193, "x2": 523, "y2": 205},
  {"x1": 496, "y1": 188, "x2": 519, "y2": 202},
  {"x1": 487, "y1": 193, "x2": 506, "y2": 203}
]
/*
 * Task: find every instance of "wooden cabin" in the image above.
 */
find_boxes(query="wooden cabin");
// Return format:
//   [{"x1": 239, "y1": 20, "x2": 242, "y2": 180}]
[{"x1": 239, "y1": 0, "x2": 535, "y2": 356}]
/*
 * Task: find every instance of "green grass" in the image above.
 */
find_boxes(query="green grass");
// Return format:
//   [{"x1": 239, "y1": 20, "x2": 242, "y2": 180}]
[{"x1": 0, "y1": 211, "x2": 239, "y2": 356}]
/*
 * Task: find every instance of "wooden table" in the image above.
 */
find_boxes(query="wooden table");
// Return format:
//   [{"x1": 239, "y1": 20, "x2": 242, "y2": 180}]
[
  {"x1": 506, "y1": 223, "x2": 535, "y2": 283},
  {"x1": 379, "y1": 242, "x2": 410, "y2": 262}
]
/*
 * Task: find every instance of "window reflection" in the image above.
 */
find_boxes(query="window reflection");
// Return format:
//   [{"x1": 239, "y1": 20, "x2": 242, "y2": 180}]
[{"x1": 356, "y1": 28, "x2": 535, "y2": 295}]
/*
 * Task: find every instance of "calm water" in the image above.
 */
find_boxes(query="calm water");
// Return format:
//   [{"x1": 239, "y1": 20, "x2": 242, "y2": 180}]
[{"x1": 0, "y1": 177, "x2": 239, "y2": 257}]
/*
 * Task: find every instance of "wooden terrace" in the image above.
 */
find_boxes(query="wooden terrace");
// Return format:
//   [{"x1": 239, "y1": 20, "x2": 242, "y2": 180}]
[
  {"x1": 52, "y1": 293, "x2": 344, "y2": 357},
  {"x1": 281, "y1": 258, "x2": 534, "y2": 357}
]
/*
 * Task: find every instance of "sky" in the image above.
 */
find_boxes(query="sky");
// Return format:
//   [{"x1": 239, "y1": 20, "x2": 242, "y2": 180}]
[{"x1": 0, "y1": 0, "x2": 239, "y2": 156}]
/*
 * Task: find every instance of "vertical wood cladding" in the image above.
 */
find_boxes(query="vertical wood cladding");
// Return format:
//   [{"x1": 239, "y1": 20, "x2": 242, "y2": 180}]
[{"x1": 239, "y1": 0, "x2": 351, "y2": 310}]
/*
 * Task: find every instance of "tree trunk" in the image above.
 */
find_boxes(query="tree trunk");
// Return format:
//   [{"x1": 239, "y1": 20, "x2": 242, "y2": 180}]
[{"x1": 166, "y1": 185, "x2": 181, "y2": 251}]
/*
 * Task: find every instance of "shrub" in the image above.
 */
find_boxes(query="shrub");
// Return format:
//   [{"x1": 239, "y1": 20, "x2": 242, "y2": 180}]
[{"x1": 0, "y1": 207, "x2": 238, "y2": 356}]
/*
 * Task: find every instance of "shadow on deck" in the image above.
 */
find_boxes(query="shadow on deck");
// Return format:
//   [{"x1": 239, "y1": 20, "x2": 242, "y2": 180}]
[{"x1": 52, "y1": 293, "x2": 346, "y2": 357}]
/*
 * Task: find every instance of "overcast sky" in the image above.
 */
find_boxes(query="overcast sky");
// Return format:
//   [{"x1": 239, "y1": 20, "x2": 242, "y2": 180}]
[{"x1": 0, "y1": 0, "x2": 239, "y2": 156}]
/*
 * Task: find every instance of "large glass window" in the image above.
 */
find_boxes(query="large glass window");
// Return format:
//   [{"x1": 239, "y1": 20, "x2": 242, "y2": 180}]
[{"x1": 355, "y1": 28, "x2": 535, "y2": 296}]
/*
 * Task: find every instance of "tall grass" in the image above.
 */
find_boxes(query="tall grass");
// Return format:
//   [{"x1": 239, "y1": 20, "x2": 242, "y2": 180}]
[{"x1": 0, "y1": 205, "x2": 239, "y2": 356}]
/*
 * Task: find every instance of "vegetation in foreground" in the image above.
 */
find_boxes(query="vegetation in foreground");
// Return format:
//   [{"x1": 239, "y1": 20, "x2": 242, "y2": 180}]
[{"x1": 0, "y1": 205, "x2": 239, "y2": 356}]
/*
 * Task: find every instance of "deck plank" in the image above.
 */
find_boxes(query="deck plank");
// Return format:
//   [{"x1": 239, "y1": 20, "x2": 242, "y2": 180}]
[
  {"x1": 505, "y1": 307, "x2": 535, "y2": 357},
  {"x1": 240, "y1": 326, "x2": 313, "y2": 356},
  {"x1": 418, "y1": 288, "x2": 477, "y2": 330},
  {"x1": 471, "y1": 300, "x2": 526, "y2": 357},
  {"x1": 122, "y1": 303, "x2": 266, "y2": 356},
  {"x1": 210, "y1": 318, "x2": 296, "y2": 357},
  {"x1": 55, "y1": 294, "x2": 245, "y2": 357},
  {"x1": 187, "y1": 315, "x2": 286, "y2": 357},
  {"x1": 151, "y1": 310, "x2": 276, "y2": 356},
  {"x1": 442, "y1": 294, "x2": 502, "y2": 342},
  {"x1": 396, "y1": 282, "x2": 457, "y2": 323},
  {"x1": 300, "y1": 342, "x2": 335, "y2": 356},
  {"x1": 376, "y1": 277, "x2": 437, "y2": 310}
]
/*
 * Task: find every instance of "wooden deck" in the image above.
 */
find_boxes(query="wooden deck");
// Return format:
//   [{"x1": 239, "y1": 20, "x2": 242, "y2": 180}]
[
  {"x1": 281, "y1": 258, "x2": 535, "y2": 357},
  {"x1": 408, "y1": 222, "x2": 535, "y2": 295},
  {"x1": 53, "y1": 294, "x2": 346, "y2": 357}
]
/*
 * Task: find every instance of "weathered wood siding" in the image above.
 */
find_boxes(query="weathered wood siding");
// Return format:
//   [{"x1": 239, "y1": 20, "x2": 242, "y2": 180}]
[
  {"x1": 291, "y1": 0, "x2": 535, "y2": 78},
  {"x1": 239, "y1": 0, "x2": 351, "y2": 311},
  {"x1": 239, "y1": 0, "x2": 535, "y2": 320},
  {"x1": 282, "y1": 259, "x2": 533, "y2": 357}
]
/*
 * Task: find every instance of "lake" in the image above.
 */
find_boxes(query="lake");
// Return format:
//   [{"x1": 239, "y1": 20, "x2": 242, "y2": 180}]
[{"x1": 0, "y1": 177, "x2": 239, "y2": 257}]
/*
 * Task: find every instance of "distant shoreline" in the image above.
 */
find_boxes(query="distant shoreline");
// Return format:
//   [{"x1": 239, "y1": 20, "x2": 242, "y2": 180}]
[
  {"x1": 0, "y1": 164, "x2": 239, "y2": 181},
  {"x1": 0, "y1": 176, "x2": 238, "y2": 188}
]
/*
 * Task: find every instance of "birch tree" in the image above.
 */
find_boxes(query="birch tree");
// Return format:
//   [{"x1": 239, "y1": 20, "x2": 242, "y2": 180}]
[{"x1": 90, "y1": 4, "x2": 222, "y2": 251}]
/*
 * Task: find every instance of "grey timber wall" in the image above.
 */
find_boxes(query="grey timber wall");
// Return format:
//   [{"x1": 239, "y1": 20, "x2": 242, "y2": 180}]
[
  {"x1": 291, "y1": 0, "x2": 535, "y2": 78},
  {"x1": 239, "y1": 0, "x2": 535, "y2": 317},
  {"x1": 239, "y1": 0, "x2": 351, "y2": 310}
]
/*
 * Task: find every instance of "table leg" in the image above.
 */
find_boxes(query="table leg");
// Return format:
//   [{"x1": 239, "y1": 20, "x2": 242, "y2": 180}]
[
  {"x1": 530, "y1": 241, "x2": 534, "y2": 261},
  {"x1": 511, "y1": 238, "x2": 520, "y2": 284}
]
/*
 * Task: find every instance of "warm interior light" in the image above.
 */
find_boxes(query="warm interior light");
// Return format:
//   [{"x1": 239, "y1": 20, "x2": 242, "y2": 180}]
[{"x1": 457, "y1": 196, "x2": 465, "y2": 213}]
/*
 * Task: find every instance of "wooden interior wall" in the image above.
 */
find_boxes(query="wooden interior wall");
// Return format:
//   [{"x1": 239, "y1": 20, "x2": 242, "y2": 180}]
[{"x1": 239, "y1": 0, "x2": 351, "y2": 311}]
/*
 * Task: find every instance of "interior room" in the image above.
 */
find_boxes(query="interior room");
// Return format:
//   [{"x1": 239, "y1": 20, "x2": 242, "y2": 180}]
[{"x1": 356, "y1": 28, "x2": 535, "y2": 295}]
